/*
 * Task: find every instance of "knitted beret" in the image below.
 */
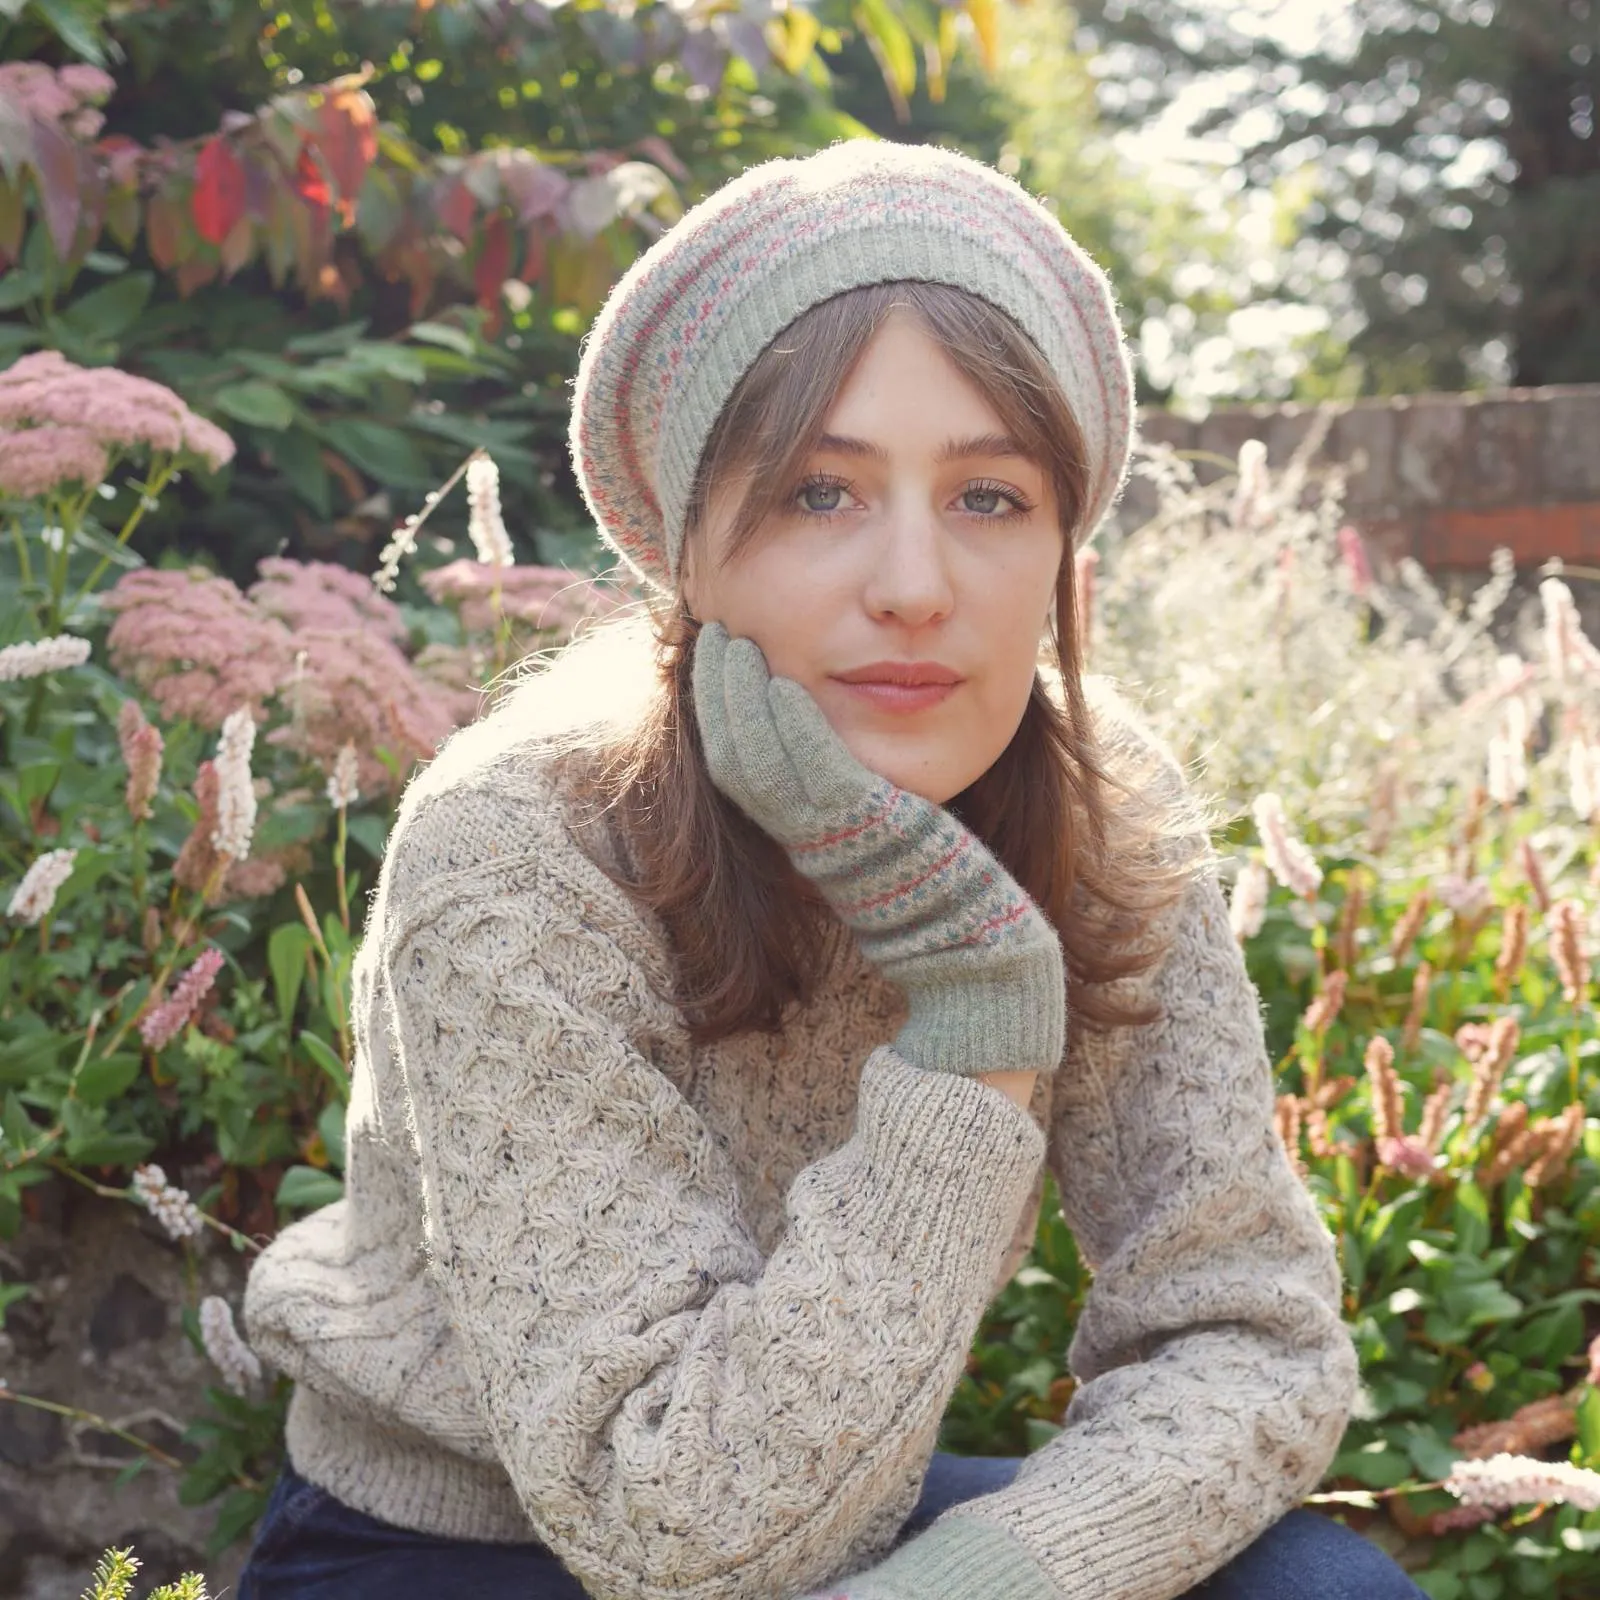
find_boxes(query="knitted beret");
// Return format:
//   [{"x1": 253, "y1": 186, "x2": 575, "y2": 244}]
[{"x1": 568, "y1": 139, "x2": 1137, "y2": 595}]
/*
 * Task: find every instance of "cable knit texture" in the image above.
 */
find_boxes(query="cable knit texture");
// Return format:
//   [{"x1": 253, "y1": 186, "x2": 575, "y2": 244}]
[
  {"x1": 568, "y1": 139, "x2": 1137, "y2": 593},
  {"x1": 242, "y1": 672, "x2": 1358, "y2": 1600}
]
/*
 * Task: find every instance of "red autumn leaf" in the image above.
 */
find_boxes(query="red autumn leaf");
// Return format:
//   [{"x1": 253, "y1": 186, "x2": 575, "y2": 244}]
[
  {"x1": 313, "y1": 87, "x2": 378, "y2": 219},
  {"x1": 291, "y1": 146, "x2": 332, "y2": 218},
  {"x1": 219, "y1": 214, "x2": 255, "y2": 278},
  {"x1": 0, "y1": 177, "x2": 24, "y2": 268},
  {"x1": 145, "y1": 190, "x2": 187, "y2": 270},
  {"x1": 518, "y1": 217, "x2": 549, "y2": 286},
  {"x1": 193, "y1": 135, "x2": 246, "y2": 246},
  {"x1": 29, "y1": 116, "x2": 83, "y2": 260},
  {"x1": 434, "y1": 176, "x2": 476, "y2": 243},
  {"x1": 474, "y1": 213, "x2": 512, "y2": 314}
]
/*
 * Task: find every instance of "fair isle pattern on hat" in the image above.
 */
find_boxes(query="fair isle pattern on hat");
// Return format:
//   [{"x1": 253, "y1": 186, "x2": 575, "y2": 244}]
[{"x1": 569, "y1": 139, "x2": 1138, "y2": 594}]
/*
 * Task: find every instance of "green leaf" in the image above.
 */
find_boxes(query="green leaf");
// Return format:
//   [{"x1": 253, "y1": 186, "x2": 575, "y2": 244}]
[
  {"x1": 345, "y1": 812, "x2": 389, "y2": 859},
  {"x1": 0, "y1": 1089, "x2": 36, "y2": 1152},
  {"x1": 299, "y1": 1031, "x2": 350, "y2": 1101},
  {"x1": 346, "y1": 342, "x2": 427, "y2": 384},
  {"x1": 1331, "y1": 1439, "x2": 1414, "y2": 1488},
  {"x1": 319, "y1": 417, "x2": 428, "y2": 485},
  {"x1": 266, "y1": 428, "x2": 331, "y2": 516},
  {"x1": 268, "y1": 923, "x2": 313, "y2": 1025},
  {"x1": 212, "y1": 381, "x2": 296, "y2": 430},
  {"x1": 1438, "y1": 1279, "x2": 1523, "y2": 1329},
  {"x1": 0, "y1": 267, "x2": 47, "y2": 311},
  {"x1": 72, "y1": 1052, "x2": 142, "y2": 1108},
  {"x1": 1453, "y1": 1181, "x2": 1490, "y2": 1258},
  {"x1": 65, "y1": 1129, "x2": 154, "y2": 1167},
  {"x1": 317, "y1": 1099, "x2": 346, "y2": 1173},
  {"x1": 30, "y1": 0, "x2": 110, "y2": 64},
  {"x1": 407, "y1": 320, "x2": 477, "y2": 356},
  {"x1": 1577, "y1": 1387, "x2": 1600, "y2": 1467},
  {"x1": 855, "y1": 0, "x2": 917, "y2": 98},
  {"x1": 60, "y1": 272, "x2": 154, "y2": 341},
  {"x1": 276, "y1": 1164, "x2": 344, "y2": 1213},
  {"x1": 285, "y1": 320, "x2": 368, "y2": 357}
]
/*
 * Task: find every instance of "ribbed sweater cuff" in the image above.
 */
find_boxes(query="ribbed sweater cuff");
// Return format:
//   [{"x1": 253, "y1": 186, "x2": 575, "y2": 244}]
[
  {"x1": 848, "y1": 1047, "x2": 1047, "y2": 1273},
  {"x1": 825, "y1": 1515, "x2": 1060, "y2": 1600},
  {"x1": 893, "y1": 952, "x2": 1065, "y2": 1077}
]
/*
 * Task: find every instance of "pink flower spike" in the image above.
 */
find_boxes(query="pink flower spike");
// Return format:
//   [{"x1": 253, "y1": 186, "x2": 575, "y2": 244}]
[
  {"x1": 1337, "y1": 525, "x2": 1374, "y2": 597},
  {"x1": 139, "y1": 947, "x2": 226, "y2": 1050}
]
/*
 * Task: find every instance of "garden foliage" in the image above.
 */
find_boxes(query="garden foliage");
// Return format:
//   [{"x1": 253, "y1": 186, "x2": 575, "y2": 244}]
[
  {"x1": 944, "y1": 438, "x2": 1600, "y2": 1597},
  {"x1": 0, "y1": 0, "x2": 1007, "y2": 581},
  {"x1": 4, "y1": 349, "x2": 1600, "y2": 1589}
]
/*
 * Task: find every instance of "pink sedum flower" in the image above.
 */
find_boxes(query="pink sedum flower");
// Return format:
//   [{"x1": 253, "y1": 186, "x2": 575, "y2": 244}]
[
  {"x1": 0, "y1": 425, "x2": 109, "y2": 497},
  {"x1": 419, "y1": 558, "x2": 632, "y2": 636},
  {"x1": 1376, "y1": 1134, "x2": 1441, "y2": 1180},
  {"x1": 105, "y1": 568, "x2": 294, "y2": 728},
  {"x1": 0, "y1": 352, "x2": 234, "y2": 469}
]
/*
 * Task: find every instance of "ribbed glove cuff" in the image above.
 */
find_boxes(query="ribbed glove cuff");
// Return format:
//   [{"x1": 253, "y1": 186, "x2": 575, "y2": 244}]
[{"x1": 892, "y1": 944, "x2": 1066, "y2": 1076}]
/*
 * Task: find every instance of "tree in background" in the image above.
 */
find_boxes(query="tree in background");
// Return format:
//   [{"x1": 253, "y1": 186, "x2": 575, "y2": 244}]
[{"x1": 1075, "y1": 0, "x2": 1600, "y2": 394}]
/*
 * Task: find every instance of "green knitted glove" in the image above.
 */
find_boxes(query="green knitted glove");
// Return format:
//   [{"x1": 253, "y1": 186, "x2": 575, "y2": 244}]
[{"x1": 691, "y1": 622, "x2": 1066, "y2": 1077}]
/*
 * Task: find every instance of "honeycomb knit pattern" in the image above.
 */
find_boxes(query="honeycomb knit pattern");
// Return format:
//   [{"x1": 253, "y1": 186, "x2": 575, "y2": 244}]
[{"x1": 242, "y1": 675, "x2": 1359, "y2": 1600}]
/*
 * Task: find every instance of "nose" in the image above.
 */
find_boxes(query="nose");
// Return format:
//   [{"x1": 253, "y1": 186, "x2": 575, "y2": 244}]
[{"x1": 861, "y1": 502, "x2": 955, "y2": 628}]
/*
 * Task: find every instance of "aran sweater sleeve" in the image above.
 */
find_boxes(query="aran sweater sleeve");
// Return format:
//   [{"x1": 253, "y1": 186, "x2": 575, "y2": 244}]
[
  {"x1": 378, "y1": 782, "x2": 1048, "y2": 1600},
  {"x1": 819, "y1": 860, "x2": 1361, "y2": 1600}
]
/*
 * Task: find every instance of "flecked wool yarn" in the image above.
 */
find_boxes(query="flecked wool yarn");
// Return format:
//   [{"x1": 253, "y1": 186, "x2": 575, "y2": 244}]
[
  {"x1": 241, "y1": 672, "x2": 1359, "y2": 1600},
  {"x1": 569, "y1": 138, "x2": 1137, "y2": 594}
]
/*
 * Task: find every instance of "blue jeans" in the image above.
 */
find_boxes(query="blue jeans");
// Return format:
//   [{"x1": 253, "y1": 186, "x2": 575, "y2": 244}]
[{"x1": 238, "y1": 1453, "x2": 1427, "y2": 1598}]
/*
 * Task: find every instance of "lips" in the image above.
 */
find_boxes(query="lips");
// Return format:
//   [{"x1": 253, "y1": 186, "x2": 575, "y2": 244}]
[
  {"x1": 832, "y1": 661, "x2": 963, "y2": 687},
  {"x1": 829, "y1": 662, "x2": 963, "y2": 715}
]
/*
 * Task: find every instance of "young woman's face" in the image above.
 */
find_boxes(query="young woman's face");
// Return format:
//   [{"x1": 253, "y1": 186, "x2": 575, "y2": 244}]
[{"x1": 682, "y1": 309, "x2": 1065, "y2": 804}]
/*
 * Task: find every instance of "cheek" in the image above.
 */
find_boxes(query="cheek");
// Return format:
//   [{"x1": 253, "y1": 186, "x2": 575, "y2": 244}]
[{"x1": 693, "y1": 542, "x2": 835, "y2": 680}]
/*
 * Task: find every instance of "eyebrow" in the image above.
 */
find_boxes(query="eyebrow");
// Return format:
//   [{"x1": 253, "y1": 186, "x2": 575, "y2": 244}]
[{"x1": 814, "y1": 431, "x2": 1033, "y2": 466}]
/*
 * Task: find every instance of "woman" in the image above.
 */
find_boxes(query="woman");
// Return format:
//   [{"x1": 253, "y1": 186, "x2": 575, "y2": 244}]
[{"x1": 239, "y1": 140, "x2": 1424, "y2": 1599}]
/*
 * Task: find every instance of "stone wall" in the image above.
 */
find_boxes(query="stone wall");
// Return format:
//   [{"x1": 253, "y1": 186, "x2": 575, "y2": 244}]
[
  {"x1": 0, "y1": 1180, "x2": 251, "y2": 1599},
  {"x1": 1129, "y1": 383, "x2": 1600, "y2": 573}
]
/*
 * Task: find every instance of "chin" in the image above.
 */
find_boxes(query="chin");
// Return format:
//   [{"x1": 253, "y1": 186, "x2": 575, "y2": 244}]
[{"x1": 842, "y1": 735, "x2": 975, "y2": 807}]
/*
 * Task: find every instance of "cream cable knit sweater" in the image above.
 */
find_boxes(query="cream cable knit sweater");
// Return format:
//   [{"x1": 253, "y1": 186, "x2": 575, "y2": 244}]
[{"x1": 242, "y1": 673, "x2": 1358, "y2": 1600}]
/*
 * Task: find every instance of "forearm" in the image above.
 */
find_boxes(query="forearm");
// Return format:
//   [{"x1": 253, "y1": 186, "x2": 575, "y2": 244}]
[{"x1": 977, "y1": 1069, "x2": 1037, "y2": 1112}]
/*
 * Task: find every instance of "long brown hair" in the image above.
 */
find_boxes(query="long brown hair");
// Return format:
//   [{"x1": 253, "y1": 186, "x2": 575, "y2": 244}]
[{"x1": 538, "y1": 282, "x2": 1208, "y2": 1044}]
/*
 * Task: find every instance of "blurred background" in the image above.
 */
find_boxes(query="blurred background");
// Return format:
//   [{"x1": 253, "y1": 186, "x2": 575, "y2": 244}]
[
  {"x1": 4, "y1": 5, "x2": 1600, "y2": 1598},
  {"x1": 2, "y1": 0, "x2": 1595, "y2": 582}
]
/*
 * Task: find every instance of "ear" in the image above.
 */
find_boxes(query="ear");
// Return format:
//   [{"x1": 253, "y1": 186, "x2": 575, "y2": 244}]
[{"x1": 676, "y1": 539, "x2": 700, "y2": 621}]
